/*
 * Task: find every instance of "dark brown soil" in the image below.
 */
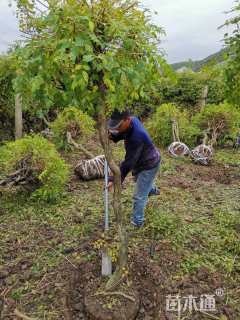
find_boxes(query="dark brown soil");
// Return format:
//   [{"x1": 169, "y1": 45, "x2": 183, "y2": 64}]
[
  {"x1": 162, "y1": 161, "x2": 239, "y2": 190},
  {"x1": 61, "y1": 243, "x2": 234, "y2": 320}
]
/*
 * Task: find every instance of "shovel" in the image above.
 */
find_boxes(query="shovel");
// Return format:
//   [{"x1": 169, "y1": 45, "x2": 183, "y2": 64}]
[{"x1": 101, "y1": 158, "x2": 112, "y2": 276}]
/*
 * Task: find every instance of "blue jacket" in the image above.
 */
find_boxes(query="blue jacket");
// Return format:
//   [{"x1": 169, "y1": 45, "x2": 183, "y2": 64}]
[{"x1": 109, "y1": 117, "x2": 160, "y2": 183}]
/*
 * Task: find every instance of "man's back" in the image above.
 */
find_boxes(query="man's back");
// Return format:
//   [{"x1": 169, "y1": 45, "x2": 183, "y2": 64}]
[{"x1": 110, "y1": 116, "x2": 160, "y2": 182}]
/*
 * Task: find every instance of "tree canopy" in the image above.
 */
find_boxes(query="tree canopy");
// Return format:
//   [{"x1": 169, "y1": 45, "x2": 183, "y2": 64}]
[
  {"x1": 224, "y1": 0, "x2": 240, "y2": 106},
  {"x1": 13, "y1": 0, "x2": 170, "y2": 117}
]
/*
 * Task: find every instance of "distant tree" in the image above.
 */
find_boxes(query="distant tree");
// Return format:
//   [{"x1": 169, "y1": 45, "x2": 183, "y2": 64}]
[
  {"x1": 160, "y1": 71, "x2": 202, "y2": 109},
  {"x1": 161, "y1": 67, "x2": 226, "y2": 111},
  {"x1": 0, "y1": 54, "x2": 16, "y2": 141},
  {"x1": 223, "y1": 0, "x2": 240, "y2": 106},
  {"x1": 199, "y1": 65, "x2": 226, "y2": 105},
  {"x1": 146, "y1": 103, "x2": 199, "y2": 147}
]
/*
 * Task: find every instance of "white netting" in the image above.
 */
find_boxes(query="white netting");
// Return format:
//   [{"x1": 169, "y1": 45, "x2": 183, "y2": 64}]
[
  {"x1": 190, "y1": 144, "x2": 213, "y2": 166},
  {"x1": 168, "y1": 141, "x2": 190, "y2": 158}
]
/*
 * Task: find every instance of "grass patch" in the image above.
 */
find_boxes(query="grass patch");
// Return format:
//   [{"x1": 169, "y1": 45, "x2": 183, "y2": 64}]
[
  {"x1": 181, "y1": 209, "x2": 240, "y2": 275},
  {"x1": 215, "y1": 149, "x2": 240, "y2": 165}
]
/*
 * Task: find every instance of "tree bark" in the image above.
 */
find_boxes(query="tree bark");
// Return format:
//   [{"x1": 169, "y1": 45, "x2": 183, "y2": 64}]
[
  {"x1": 15, "y1": 94, "x2": 23, "y2": 140},
  {"x1": 98, "y1": 111, "x2": 128, "y2": 292},
  {"x1": 0, "y1": 297, "x2": 3, "y2": 319}
]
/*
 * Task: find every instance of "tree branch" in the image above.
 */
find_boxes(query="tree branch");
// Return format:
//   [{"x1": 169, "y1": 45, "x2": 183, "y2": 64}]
[
  {"x1": 66, "y1": 131, "x2": 95, "y2": 159},
  {"x1": 14, "y1": 309, "x2": 36, "y2": 320},
  {"x1": 36, "y1": 0, "x2": 49, "y2": 10}
]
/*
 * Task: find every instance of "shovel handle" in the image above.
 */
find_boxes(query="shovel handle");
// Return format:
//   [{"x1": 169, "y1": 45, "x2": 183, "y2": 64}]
[{"x1": 104, "y1": 159, "x2": 109, "y2": 231}]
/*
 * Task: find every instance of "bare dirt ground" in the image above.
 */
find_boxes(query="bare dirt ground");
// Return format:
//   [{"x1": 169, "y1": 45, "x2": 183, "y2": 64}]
[{"x1": 0, "y1": 147, "x2": 239, "y2": 319}]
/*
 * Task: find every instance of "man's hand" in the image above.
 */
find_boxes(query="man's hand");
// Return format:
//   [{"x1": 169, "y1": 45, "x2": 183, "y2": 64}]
[
  {"x1": 107, "y1": 181, "x2": 114, "y2": 192},
  {"x1": 108, "y1": 130, "x2": 114, "y2": 140}
]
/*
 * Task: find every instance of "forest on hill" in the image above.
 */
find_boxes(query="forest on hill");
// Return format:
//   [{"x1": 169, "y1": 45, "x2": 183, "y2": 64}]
[{"x1": 171, "y1": 49, "x2": 227, "y2": 72}]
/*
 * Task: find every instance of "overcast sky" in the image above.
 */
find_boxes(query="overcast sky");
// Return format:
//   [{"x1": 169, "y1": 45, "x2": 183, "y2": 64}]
[{"x1": 0, "y1": 0, "x2": 235, "y2": 63}]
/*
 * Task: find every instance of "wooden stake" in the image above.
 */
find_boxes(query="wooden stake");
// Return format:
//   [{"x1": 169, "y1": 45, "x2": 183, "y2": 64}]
[{"x1": 15, "y1": 94, "x2": 23, "y2": 140}]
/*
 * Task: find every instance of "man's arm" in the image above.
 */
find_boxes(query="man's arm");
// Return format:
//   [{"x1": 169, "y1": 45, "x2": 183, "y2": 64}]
[
  {"x1": 120, "y1": 141, "x2": 144, "y2": 183},
  {"x1": 108, "y1": 142, "x2": 144, "y2": 184}
]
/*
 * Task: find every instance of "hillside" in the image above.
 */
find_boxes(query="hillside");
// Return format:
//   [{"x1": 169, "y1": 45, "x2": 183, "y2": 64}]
[{"x1": 171, "y1": 48, "x2": 227, "y2": 72}]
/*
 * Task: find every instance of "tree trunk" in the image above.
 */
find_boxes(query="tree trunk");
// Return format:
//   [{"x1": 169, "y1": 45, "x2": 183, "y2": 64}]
[
  {"x1": 98, "y1": 111, "x2": 128, "y2": 292},
  {"x1": 15, "y1": 94, "x2": 23, "y2": 140}
]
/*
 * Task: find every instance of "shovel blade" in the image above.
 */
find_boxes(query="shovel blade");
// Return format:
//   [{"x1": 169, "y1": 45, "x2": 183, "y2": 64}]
[{"x1": 101, "y1": 250, "x2": 112, "y2": 276}]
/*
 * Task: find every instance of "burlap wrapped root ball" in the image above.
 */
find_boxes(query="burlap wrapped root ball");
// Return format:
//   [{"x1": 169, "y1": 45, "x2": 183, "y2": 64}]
[
  {"x1": 190, "y1": 144, "x2": 213, "y2": 166},
  {"x1": 168, "y1": 141, "x2": 190, "y2": 158},
  {"x1": 75, "y1": 155, "x2": 111, "y2": 180}
]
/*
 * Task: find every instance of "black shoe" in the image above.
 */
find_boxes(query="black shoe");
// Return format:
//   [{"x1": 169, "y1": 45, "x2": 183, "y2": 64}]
[
  {"x1": 131, "y1": 220, "x2": 144, "y2": 228},
  {"x1": 148, "y1": 188, "x2": 160, "y2": 197}
]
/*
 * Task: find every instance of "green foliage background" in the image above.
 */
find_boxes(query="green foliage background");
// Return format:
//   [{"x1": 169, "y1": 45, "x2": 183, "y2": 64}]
[
  {"x1": 224, "y1": 1, "x2": 240, "y2": 106},
  {"x1": 146, "y1": 103, "x2": 200, "y2": 147},
  {"x1": 50, "y1": 107, "x2": 95, "y2": 150},
  {"x1": 0, "y1": 54, "x2": 16, "y2": 140},
  {"x1": 192, "y1": 102, "x2": 240, "y2": 144},
  {"x1": 161, "y1": 67, "x2": 226, "y2": 111}
]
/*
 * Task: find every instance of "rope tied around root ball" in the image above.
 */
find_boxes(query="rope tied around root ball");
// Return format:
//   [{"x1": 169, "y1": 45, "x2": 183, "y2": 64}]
[
  {"x1": 190, "y1": 144, "x2": 213, "y2": 166},
  {"x1": 75, "y1": 155, "x2": 112, "y2": 180},
  {"x1": 168, "y1": 141, "x2": 190, "y2": 158}
]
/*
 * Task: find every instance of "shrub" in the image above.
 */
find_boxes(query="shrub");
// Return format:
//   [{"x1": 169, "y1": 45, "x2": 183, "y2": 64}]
[
  {"x1": 50, "y1": 107, "x2": 95, "y2": 150},
  {"x1": 192, "y1": 102, "x2": 240, "y2": 146},
  {"x1": 0, "y1": 135, "x2": 70, "y2": 201},
  {"x1": 146, "y1": 103, "x2": 199, "y2": 147}
]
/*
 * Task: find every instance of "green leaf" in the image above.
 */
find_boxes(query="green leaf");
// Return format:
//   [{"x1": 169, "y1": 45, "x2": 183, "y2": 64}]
[
  {"x1": 75, "y1": 37, "x2": 85, "y2": 47},
  {"x1": 83, "y1": 55, "x2": 94, "y2": 63},
  {"x1": 71, "y1": 47, "x2": 80, "y2": 62},
  {"x1": 89, "y1": 20, "x2": 94, "y2": 32},
  {"x1": 104, "y1": 76, "x2": 115, "y2": 92},
  {"x1": 82, "y1": 71, "x2": 89, "y2": 83},
  {"x1": 31, "y1": 75, "x2": 44, "y2": 93}
]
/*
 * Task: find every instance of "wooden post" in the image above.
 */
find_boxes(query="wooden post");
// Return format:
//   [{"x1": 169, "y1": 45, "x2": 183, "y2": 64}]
[
  {"x1": 172, "y1": 118, "x2": 180, "y2": 142},
  {"x1": 198, "y1": 85, "x2": 209, "y2": 111},
  {"x1": 15, "y1": 93, "x2": 23, "y2": 139}
]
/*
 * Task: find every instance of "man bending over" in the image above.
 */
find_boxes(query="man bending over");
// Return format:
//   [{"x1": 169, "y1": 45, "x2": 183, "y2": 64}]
[{"x1": 107, "y1": 110, "x2": 161, "y2": 228}]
